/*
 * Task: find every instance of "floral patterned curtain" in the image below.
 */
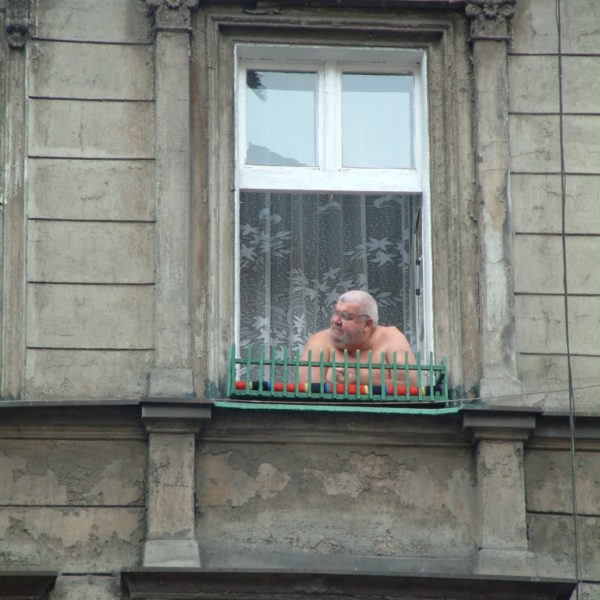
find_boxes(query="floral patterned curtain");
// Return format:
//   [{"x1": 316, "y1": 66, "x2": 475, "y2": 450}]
[{"x1": 239, "y1": 191, "x2": 421, "y2": 357}]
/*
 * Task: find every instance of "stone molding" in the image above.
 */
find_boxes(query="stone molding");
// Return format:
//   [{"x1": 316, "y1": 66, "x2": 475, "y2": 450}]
[
  {"x1": 145, "y1": 0, "x2": 200, "y2": 31},
  {"x1": 462, "y1": 407, "x2": 538, "y2": 442},
  {"x1": 464, "y1": 0, "x2": 515, "y2": 40},
  {"x1": 530, "y1": 414, "x2": 600, "y2": 450},
  {"x1": 121, "y1": 570, "x2": 576, "y2": 600},
  {"x1": 6, "y1": 0, "x2": 30, "y2": 49},
  {"x1": 191, "y1": 6, "x2": 476, "y2": 398},
  {"x1": 141, "y1": 400, "x2": 212, "y2": 434}
]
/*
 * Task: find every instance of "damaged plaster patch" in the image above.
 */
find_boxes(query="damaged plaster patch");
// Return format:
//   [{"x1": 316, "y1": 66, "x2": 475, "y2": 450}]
[
  {"x1": 304, "y1": 468, "x2": 365, "y2": 498},
  {"x1": 0, "y1": 507, "x2": 144, "y2": 570},
  {"x1": 304, "y1": 452, "x2": 392, "y2": 498},
  {"x1": 202, "y1": 453, "x2": 290, "y2": 508},
  {"x1": 0, "y1": 441, "x2": 144, "y2": 506},
  {"x1": 0, "y1": 451, "x2": 67, "y2": 505},
  {"x1": 303, "y1": 451, "x2": 477, "y2": 529}
]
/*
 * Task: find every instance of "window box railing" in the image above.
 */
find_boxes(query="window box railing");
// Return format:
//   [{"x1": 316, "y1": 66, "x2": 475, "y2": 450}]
[{"x1": 218, "y1": 343, "x2": 460, "y2": 414}]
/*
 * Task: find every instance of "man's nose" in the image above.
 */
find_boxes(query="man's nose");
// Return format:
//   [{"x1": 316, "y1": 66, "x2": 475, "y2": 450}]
[{"x1": 331, "y1": 313, "x2": 341, "y2": 324}]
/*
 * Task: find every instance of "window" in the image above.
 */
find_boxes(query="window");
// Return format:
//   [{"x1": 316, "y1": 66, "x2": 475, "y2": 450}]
[{"x1": 235, "y1": 44, "x2": 432, "y2": 358}]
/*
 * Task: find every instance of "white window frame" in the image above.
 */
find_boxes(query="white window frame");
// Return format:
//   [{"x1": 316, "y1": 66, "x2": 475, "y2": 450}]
[{"x1": 234, "y1": 43, "x2": 433, "y2": 356}]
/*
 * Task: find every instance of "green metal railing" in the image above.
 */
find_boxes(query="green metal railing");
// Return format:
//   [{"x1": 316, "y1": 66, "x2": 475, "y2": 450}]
[{"x1": 217, "y1": 343, "x2": 458, "y2": 414}]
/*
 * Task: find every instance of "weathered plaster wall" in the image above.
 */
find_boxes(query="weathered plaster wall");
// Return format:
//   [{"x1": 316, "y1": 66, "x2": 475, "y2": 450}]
[
  {"x1": 193, "y1": 410, "x2": 600, "y2": 599},
  {"x1": 525, "y1": 429, "x2": 600, "y2": 600},
  {"x1": 196, "y1": 411, "x2": 478, "y2": 572},
  {"x1": 0, "y1": 406, "x2": 146, "y2": 599},
  {"x1": 3, "y1": 406, "x2": 598, "y2": 599},
  {"x1": 510, "y1": 0, "x2": 600, "y2": 411},
  {"x1": 0, "y1": 1, "x2": 597, "y2": 599},
  {"x1": 23, "y1": 0, "x2": 155, "y2": 400}
]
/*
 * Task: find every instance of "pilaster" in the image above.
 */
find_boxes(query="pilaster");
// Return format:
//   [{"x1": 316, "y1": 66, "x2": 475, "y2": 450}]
[
  {"x1": 465, "y1": 0, "x2": 521, "y2": 402},
  {"x1": 463, "y1": 407, "x2": 537, "y2": 575},
  {"x1": 145, "y1": 0, "x2": 198, "y2": 399},
  {"x1": 6, "y1": 0, "x2": 30, "y2": 49},
  {"x1": 142, "y1": 401, "x2": 211, "y2": 567},
  {"x1": 1, "y1": 0, "x2": 30, "y2": 399}
]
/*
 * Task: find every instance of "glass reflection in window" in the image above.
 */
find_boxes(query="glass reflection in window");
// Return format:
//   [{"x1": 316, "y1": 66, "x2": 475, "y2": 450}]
[
  {"x1": 246, "y1": 70, "x2": 317, "y2": 167},
  {"x1": 342, "y1": 73, "x2": 413, "y2": 169}
]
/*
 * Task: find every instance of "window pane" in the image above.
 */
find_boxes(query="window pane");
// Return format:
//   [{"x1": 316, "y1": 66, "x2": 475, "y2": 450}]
[
  {"x1": 342, "y1": 74, "x2": 413, "y2": 169},
  {"x1": 239, "y1": 191, "x2": 420, "y2": 355},
  {"x1": 246, "y1": 70, "x2": 317, "y2": 167}
]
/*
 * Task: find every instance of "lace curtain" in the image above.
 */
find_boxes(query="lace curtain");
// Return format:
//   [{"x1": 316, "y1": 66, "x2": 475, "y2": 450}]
[{"x1": 239, "y1": 191, "x2": 421, "y2": 357}]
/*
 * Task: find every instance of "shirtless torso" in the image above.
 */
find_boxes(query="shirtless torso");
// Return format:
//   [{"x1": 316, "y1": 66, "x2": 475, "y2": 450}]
[{"x1": 298, "y1": 299, "x2": 418, "y2": 387}]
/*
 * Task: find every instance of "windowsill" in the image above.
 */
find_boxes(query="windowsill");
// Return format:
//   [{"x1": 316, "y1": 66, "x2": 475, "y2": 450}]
[{"x1": 215, "y1": 398, "x2": 466, "y2": 414}]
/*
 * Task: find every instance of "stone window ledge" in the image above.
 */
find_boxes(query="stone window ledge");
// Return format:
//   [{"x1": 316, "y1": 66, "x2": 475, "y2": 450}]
[{"x1": 121, "y1": 569, "x2": 576, "y2": 600}]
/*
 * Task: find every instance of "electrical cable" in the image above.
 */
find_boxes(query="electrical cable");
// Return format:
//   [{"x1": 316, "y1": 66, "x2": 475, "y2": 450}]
[
  {"x1": 556, "y1": 1, "x2": 581, "y2": 598},
  {"x1": 462, "y1": 382, "x2": 600, "y2": 405}
]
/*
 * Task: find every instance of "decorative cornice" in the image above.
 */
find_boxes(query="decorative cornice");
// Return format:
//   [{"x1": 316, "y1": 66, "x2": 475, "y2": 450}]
[
  {"x1": 141, "y1": 400, "x2": 212, "y2": 434},
  {"x1": 145, "y1": 0, "x2": 200, "y2": 32},
  {"x1": 146, "y1": 0, "x2": 200, "y2": 11},
  {"x1": 465, "y1": 0, "x2": 515, "y2": 41},
  {"x1": 461, "y1": 406, "x2": 539, "y2": 442},
  {"x1": 6, "y1": 0, "x2": 30, "y2": 50}
]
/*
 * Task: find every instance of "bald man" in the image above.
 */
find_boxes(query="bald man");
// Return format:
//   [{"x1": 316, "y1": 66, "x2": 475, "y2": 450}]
[{"x1": 298, "y1": 290, "x2": 418, "y2": 388}]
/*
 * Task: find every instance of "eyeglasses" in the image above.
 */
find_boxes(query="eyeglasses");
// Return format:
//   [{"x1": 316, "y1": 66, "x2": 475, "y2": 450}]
[{"x1": 332, "y1": 311, "x2": 369, "y2": 322}]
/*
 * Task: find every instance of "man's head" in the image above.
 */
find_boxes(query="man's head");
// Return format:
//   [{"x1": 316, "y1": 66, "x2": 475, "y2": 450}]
[
  {"x1": 338, "y1": 290, "x2": 379, "y2": 326},
  {"x1": 329, "y1": 290, "x2": 378, "y2": 350}
]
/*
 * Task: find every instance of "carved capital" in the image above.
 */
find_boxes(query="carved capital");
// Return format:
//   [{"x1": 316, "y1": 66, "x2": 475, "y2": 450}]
[
  {"x1": 465, "y1": 0, "x2": 515, "y2": 41},
  {"x1": 145, "y1": 0, "x2": 200, "y2": 32},
  {"x1": 6, "y1": 0, "x2": 30, "y2": 49}
]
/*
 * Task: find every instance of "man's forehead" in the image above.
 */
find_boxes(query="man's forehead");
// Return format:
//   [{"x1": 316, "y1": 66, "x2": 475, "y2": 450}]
[{"x1": 336, "y1": 300, "x2": 360, "y2": 312}]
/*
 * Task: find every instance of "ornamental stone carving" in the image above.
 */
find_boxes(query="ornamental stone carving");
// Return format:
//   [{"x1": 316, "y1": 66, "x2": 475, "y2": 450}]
[
  {"x1": 6, "y1": 0, "x2": 30, "y2": 49},
  {"x1": 145, "y1": 0, "x2": 200, "y2": 31},
  {"x1": 465, "y1": 0, "x2": 516, "y2": 40},
  {"x1": 146, "y1": 0, "x2": 200, "y2": 11}
]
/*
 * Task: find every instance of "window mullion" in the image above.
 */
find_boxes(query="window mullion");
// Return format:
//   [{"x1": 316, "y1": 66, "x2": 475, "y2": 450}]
[{"x1": 322, "y1": 61, "x2": 340, "y2": 172}]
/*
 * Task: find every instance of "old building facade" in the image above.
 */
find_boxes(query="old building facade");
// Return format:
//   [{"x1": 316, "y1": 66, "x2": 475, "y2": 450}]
[{"x1": 0, "y1": 0, "x2": 598, "y2": 598}]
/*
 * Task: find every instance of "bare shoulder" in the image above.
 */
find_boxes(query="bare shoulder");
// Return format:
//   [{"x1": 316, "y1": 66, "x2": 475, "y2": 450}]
[
  {"x1": 301, "y1": 329, "x2": 333, "y2": 359},
  {"x1": 376, "y1": 326, "x2": 415, "y2": 361},
  {"x1": 376, "y1": 325, "x2": 408, "y2": 343}
]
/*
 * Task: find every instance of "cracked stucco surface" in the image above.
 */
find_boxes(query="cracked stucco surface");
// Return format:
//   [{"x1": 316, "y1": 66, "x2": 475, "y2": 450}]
[{"x1": 196, "y1": 443, "x2": 477, "y2": 558}]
